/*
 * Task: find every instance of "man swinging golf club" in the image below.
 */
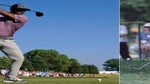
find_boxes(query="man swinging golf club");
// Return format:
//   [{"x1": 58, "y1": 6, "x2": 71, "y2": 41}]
[{"x1": 0, "y1": 4, "x2": 31, "y2": 83}]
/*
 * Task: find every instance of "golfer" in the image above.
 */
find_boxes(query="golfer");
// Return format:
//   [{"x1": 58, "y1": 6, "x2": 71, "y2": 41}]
[
  {"x1": 0, "y1": 4, "x2": 29, "y2": 82},
  {"x1": 130, "y1": 23, "x2": 150, "y2": 59}
]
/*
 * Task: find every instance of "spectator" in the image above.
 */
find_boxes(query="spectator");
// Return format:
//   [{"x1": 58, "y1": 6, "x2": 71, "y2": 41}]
[
  {"x1": 120, "y1": 25, "x2": 132, "y2": 60},
  {"x1": 1, "y1": 69, "x2": 8, "y2": 76},
  {"x1": 130, "y1": 23, "x2": 150, "y2": 59}
]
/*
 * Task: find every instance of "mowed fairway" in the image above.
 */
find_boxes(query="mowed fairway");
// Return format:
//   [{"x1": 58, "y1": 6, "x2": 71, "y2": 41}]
[{"x1": 0, "y1": 77, "x2": 118, "y2": 84}]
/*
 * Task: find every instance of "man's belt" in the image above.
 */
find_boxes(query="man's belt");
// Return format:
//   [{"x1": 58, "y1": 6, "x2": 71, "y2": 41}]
[{"x1": 0, "y1": 37, "x2": 13, "y2": 40}]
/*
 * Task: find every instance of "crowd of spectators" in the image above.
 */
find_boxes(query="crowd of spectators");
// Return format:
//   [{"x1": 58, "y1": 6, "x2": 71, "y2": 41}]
[{"x1": 0, "y1": 69, "x2": 83, "y2": 77}]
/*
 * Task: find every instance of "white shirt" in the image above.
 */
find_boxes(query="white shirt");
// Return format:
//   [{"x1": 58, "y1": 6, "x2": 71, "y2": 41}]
[{"x1": 119, "y1": 25, "x2": 128, "y2": 42}]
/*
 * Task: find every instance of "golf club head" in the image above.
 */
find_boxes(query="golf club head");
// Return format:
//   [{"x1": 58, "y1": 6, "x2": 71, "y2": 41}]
[{"x1": 36, "y1": 12, "x2": 44, "y2": 17}]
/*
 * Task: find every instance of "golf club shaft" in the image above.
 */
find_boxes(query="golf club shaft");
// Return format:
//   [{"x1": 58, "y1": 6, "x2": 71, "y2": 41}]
[
  {"x1": 29, "y1": 9, "x2": 42, "y2": 14},
  {"x1": 138, "y1": 61, "x2": 150, "y2": 70},
  {"x1": 0, "y1": 3, "x2": 43, "y2": 17},
  {"x1": 0, "y1": 3, "x2": 11, "y2": 7}
]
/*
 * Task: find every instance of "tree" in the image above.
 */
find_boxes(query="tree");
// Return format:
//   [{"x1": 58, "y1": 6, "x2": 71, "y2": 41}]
[
  {"x1": 21, "y1": 49, "x2": 99, "y2": 73},
  {"x1": 121, "y1": 0, "x2": 150, "y2": 22},
  {"x1": 68, "y1": 58, "x2": 82, "y2": 73},
  {"x1": 81, "y1": 64, "x2": 90, "y2": 73},
  {"x1": 0, "y1": 57, "x2": 11, "y2": 69},
  {"x1": 22, "y1": 49, "x2": 61, "y2": 71},
  {"x1": 103, "y1": 59, "x2": 119, "y2": 71},
  {"x1": 23, "y1": 50, "x2": 49, "y2": 71},
  {"x1": 22, "y1": 49, "x2": 73, "y2": 72},
  {"x1": 88, "y1": 65, "x2": 99, "y2": 74},
  {"x1": 52, "y1": 54, "x2": 70, "y2": 72},
  {"x1": 81, "y1": 64, "x2": 99, "y2": 74}
]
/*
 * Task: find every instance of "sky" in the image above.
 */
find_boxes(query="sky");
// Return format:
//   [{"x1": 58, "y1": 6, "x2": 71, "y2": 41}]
[{"x1": 0, "y1": 0, "x2": 119, "y2": 70}]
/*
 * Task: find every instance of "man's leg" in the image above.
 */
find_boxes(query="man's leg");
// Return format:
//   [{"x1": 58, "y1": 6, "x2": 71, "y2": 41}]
[
  {"x1": 120, "y1": 42, "x2": 127, "y2": 59},
  {"x1": 130, "y1": 44, "x2": 147, "y2": 58},
  {"x1": 1, "y1": 40, "x2": 24, "y2": 80},
  {"x1": 120, "y1": 42, "x2": 131, "y2": 59}
]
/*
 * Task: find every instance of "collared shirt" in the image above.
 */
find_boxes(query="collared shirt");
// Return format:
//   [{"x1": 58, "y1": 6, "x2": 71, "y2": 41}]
[
  {"x1": 0, "y1": 14, "x2": 28, "y2": 37},
  {"x1": 119, "y1": 25, "x2": 128, "y2": 42},
  {"x1": 136, "y1": 30, "x2": 150, "y2": 43}
]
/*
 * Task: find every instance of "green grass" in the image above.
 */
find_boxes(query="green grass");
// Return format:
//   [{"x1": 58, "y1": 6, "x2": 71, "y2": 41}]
[
  {"x1": 120, "y1": 59, "x2": 150, "y2": 73},
  {"x1": 120, "y1": 59, "x2": 150, "y2": 84},
  {"x1": 0, "y1": 76, "x2": 118, "y2": 84},
  {"x1": 120, "y1": 73, "x2": 150, "y2": 84}
]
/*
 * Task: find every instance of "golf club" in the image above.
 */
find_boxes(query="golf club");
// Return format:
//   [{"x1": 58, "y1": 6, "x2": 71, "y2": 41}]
[
  {"x1": 132, "y1": 61, "x2": 150, "y2": 71},
  {"x1": 0, "y1": 3, "x2": 44, "y2": 17}
]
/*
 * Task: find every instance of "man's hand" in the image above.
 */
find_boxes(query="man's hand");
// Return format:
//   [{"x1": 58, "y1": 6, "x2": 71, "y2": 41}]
[{"x1": 0, "y1": 8, "x2": 15, "y2": 20}]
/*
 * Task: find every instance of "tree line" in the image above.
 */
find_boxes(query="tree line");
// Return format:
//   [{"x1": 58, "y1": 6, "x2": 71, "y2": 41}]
[
  {"x1": 0, "y1": 49, "x2": 99, "y2": 74},
  {"x1": 121, "y1": 0, "x2": 150, "y2": 22},
  {"x1": 0, "y1": 49, "x2": 119, "y2": 74}
]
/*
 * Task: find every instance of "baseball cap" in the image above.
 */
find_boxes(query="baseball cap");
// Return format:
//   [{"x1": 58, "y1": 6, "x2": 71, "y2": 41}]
[
  {"x1": 144, "y1": 23, "x2": 150, "y2": 28},
  {"x1": 10, "y1": 4, "x2": 30, "y2": 12}
]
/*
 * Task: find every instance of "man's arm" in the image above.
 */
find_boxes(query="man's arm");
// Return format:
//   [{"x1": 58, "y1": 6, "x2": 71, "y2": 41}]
[
  {"x1": 120, "y1": 34, "x2": 127, "y2": 37},
  {"x1": 0, "y1": 8, "x2": 15, "y2": 20}
]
